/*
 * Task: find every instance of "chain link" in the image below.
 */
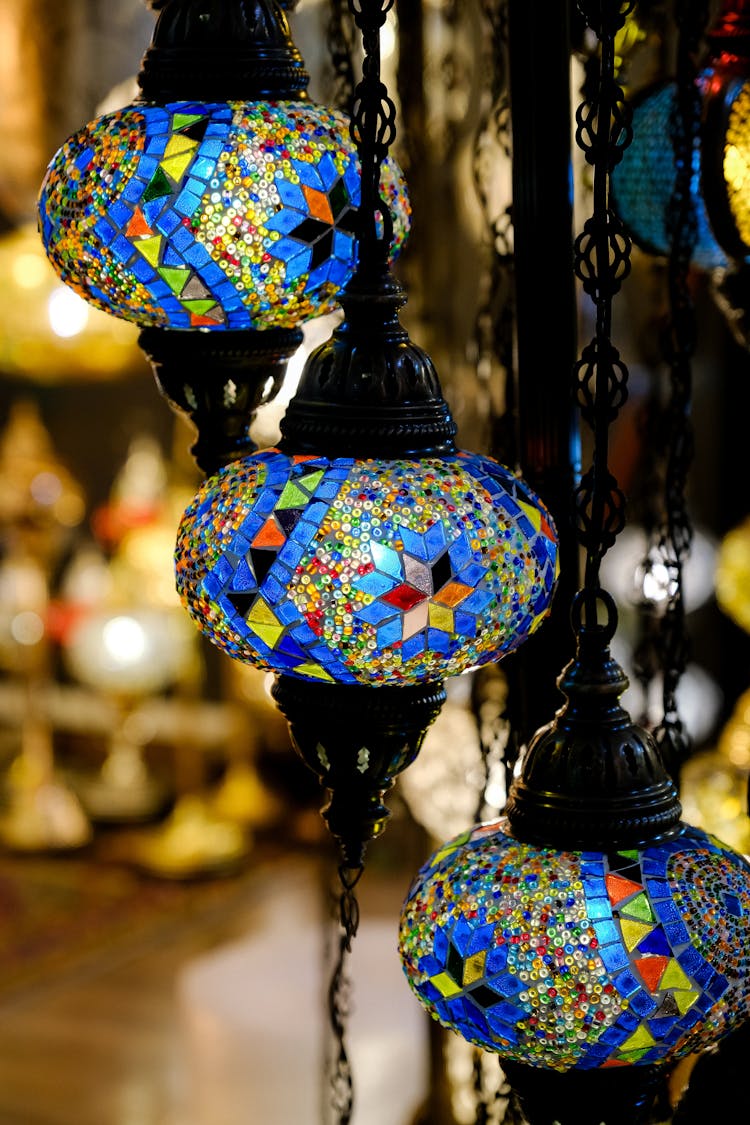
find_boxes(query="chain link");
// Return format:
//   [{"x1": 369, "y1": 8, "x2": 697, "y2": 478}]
[
  {"x1": 573, "y1": 1, "x2": 635, "y2": 594},
  {"x1": 326, "y1": 864, "x2": 363, "y2": 1124},
  {"x1": 326, "y1": 0, "x2": 356, "y2": 113}
]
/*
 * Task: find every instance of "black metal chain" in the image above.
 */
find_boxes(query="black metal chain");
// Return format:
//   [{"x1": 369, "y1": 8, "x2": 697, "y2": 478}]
[
  {"x1": 573, "y1": 0, "x2": 635, "y2": 617},
  {"x1": 347, "y1": 0, "x2": 397, "y2": 276},
  {"x1": 326, "y1": 863, "x2": 363, "y2": 1124},
  {"x1": 651, "y1": 0, "x2": 708, "y2": 779},
  {"x1": 326, "y1": 0, "x2": 357, "y2": 113},
  {"x1": 471, "y1": 0, "x2": 516, "y2": 469},
  {"x1": 321, "y1": 7, "x2": 396, "y2": 1120}
]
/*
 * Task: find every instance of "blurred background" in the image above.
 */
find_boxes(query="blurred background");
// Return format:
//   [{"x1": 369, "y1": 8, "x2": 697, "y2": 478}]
[{"x1": 2, "y1": 1, "x2": 750, "y2": 1123}]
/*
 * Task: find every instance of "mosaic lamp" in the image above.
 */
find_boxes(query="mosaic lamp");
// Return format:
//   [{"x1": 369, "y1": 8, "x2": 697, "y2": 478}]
[
  {"x1": 400, "y1": 3, "x2": 750, "y2": 1121},
  {"x1": 174, "y1": 12, "x2": 559, "y2": 870},
  {"x1": 611, "y1": 0, "x2": 750, "y2": 273},
  {"x1": 36, "y1": 0, "x2": 410, "y2": 474}
]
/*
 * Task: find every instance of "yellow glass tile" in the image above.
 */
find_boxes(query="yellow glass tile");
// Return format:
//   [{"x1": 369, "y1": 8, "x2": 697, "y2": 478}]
[
  {"x1": 660, "y1": 960, "x2": 692, "y2": 992},
  {"x1": 164, "y1": 134, "x2": 198, "y2": 159},
  {"x1": 674, "y1": 989, "x2": 699, "y2": 1015},
  {"x1": 462, "y1": 951, "x2": 486, "y2": 987},
  {"x1": 620, "y1": 918, "x2": 653, "y2": 952},
  {"x1": 619, "y1": 1025, "x2": 655, "y2": 1053},
  {"x1": 428, "y1": 602, "x2": 454, "y2": 631},
  {"x1": 430, "y1": 972, "x2": 462, "y2": 998},
  {"x1": 161, "y1": 151, "x2": 195, "y2": 182},
  {"x1": 135, "y1": 234, "x2": 163, "y2": 267}
]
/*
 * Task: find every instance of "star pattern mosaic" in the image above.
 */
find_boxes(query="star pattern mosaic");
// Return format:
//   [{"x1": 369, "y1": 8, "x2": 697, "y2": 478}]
[
  {"x1": 38, "y1": 100, "x2": 410, "y2": 331},
  {"x1": 398, "y1": 818, "x2": 750, "y2": 1072},
  {"x1": 175, "y1": 449, "x2": 559, "y2": 686}
]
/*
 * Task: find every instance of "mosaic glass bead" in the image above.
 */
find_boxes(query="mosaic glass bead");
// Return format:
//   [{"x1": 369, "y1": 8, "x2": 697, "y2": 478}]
[
  {"x1": 38, "y1": 100, "x2": 410, "y2": 331},
  {"x1": 175, "y1": 449, "x2": 559, "y2": 686},
  {"x1": 398, "y1": 817, "x2": 750, "y2": 1071}
]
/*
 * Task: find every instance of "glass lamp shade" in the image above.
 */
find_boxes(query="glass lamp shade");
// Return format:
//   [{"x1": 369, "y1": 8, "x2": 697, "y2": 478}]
[
  {"x1": 38, "y1": 99, "x2": 410, "y2": 332},
  {"x1": 398, "y1": 816, "x2": 750, "y2": 1072},
  {"x1": 611, "y1": 81, "x2": 729, "y2": 272},
  {"x1": 175, "y1": 449, "x2": 559, "y2": 687}
]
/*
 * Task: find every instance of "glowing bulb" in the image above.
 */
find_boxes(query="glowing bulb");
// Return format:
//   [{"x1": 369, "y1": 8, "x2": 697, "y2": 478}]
[
  {"x1": 47, "y1": 287, "x2": 90, "y2": 338},
  {"x1": 12, "y1": 253, "x2": 49, "y2": 290},
  {"x1": 101, "y1": 615, "x2": 148, "y2": 666},
  {"x1": 10, "y1": 611, "x2": 45, "y2": 646}
]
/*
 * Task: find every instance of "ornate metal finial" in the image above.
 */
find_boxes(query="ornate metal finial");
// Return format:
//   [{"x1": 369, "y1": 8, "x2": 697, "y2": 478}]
[
  {"x1": 505, "y1": 0, "x2": 682, "y2": 851},
  {"x1": 138, "y1": 0, "x2": 310, "y2": 101},
  {"x1": 278, "y1": 1, "x2": 457, "y2": 458}
]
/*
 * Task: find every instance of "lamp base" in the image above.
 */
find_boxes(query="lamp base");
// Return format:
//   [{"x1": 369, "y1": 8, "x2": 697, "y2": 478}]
[
  {"x1": 500, "y1": 1060, "x2": 667, "y2": 1125},
  {"x1": 140, "y1": 326, "x2": 302, "y2": 476},
  {"x1": 271, "y1": 675, "x2": 445, "y2": 868}
]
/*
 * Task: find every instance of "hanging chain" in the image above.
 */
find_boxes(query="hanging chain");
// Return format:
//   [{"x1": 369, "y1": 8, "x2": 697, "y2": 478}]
[
  {"x1": 326, "y1": 863, "x2": 363, "y2": 1124},
  {"x1": 471, "y1": 0, "x2": 516, "y2": 467},
  {"x1": 322, "y1": 7, "x2": 395, "y2": 1121},
  {"x1": 573, "y1": 0, "x2": 635, "y2": 614},
  {"x1": 327, "y1": 0, "x2": 357, "y2": 113},
  {"x1": 347, "y1": 0, "x2": 397, "y2": 276},
  {"x1": 651, "y1": 0, "x2": 708, "y2": 777}
]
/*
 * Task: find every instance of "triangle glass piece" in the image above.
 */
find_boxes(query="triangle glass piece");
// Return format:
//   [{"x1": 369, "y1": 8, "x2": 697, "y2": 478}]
[
  {"x1": 605, "y1": 872, "x2": 643, "y2": 907},
  {"x1": 126, "y1": 208, "x2": 151, "y2": 238},
  {"x1": 634, "y1": 955, "x2": 669, "y2": 992},
  {"x1": 143, "y1": 166, "x2": 173, "y2": 202},
  {"x1": 135, "y1": 234, "x2": 163, "y2": 267},
  {"x1": 161, "y1": 151, "x2": 194, "y2": 183},
  {"x1": 620, "y1": 918, "x2": 654, "y2": 953}
]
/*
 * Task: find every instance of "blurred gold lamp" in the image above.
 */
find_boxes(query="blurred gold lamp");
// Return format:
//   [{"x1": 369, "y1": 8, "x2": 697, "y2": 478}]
[{"x1": 0, "y1": 223, "x2": 142, "y2": 383}]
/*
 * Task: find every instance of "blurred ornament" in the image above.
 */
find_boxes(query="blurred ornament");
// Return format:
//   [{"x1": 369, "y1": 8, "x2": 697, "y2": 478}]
[
  {"x1": 397, "y1": 679, "x2": 490, "y2": 844},
  {"x1": 210, "y1": 757, "x2": 284, "y2": 832},
  {"x1": 612, "y1": 0, "x2": 750, "y2": 273},
  {"x1": 0, "y1": 224, "x2": 141, "y2": 383},
  {"x1": 680, "y1": 748, "x2": 750, "y2": 856},
  {"x1": 715, "y1": 513, "x2": 750, "y2": 634},
  {"x1": 601, "y1": 524, "x2": 717, "y2": 621},
  {"x1": 63, "y1": 607, "x2": 197, "y2": 698},
  {"x1": 718, "y1": 683, "x2": 750, "y2": 771},
  {"x1": 129, "y1": 792, "x2": 250, "y2": 879},
  {"x1": 0, "y1": 398, "x2": 85, "y2": 547},
  {"x1": 0, "y1": 712, "x2": 92, "y2": 852}
]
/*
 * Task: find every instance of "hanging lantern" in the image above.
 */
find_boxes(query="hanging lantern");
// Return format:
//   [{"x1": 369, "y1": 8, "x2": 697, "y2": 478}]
[
  {"x1": 399, "y1": 598, "x2": 750, "y2": 1076},
  {"x1": 175, "y1": 446, "x2": 558, "y2": 688},
  {"x1": 36, "y1": 0, "x2": 411, "y2": 476},
  {"x1": 611, "y1": 0, "x2": 750, "y2": 272},
  {"x1": 38, "y1": 98, "x2": 409, "y2": 334},
  {"x1": 399, "y1": 3, "x2": 750, "y2": 1118}
]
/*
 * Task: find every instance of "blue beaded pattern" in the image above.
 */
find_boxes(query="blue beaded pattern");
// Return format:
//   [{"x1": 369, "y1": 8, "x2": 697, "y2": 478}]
[
  {"x1": 399, "y1": 818, "x2": 750, "y2": 1071},
  {"x1": 175, "y1": 450, "x2": 559, "y2": 686},
  {"x1": 38, "y1": 100, "x2": 410, "y2": 330}
]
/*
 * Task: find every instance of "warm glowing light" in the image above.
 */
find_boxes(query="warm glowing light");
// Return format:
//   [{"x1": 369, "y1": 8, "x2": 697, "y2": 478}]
[
  {"x1": 47, "y1": 287, "x2": 90, "y2": 338},
  {"x1": 12, "y1": 253, "x2": 48, "y2": 290},
  {"x1": 10, "y1": 611, "x2": 45, "y2": 646},
  {"x1": 101, "y1": 615, "x2": 148, "y2": 666}
]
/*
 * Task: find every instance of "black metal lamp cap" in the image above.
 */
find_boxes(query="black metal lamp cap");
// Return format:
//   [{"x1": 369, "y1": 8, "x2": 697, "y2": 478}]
[
  {"x1": 279, "y1": 270, "x2": 458, "y2": 459},
  {"x1": 138, "y1": 0, "x2": 310, "y2": 102},
  {"x1": 505, "y1": 589, "x2": 683, "y2": 851}
]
